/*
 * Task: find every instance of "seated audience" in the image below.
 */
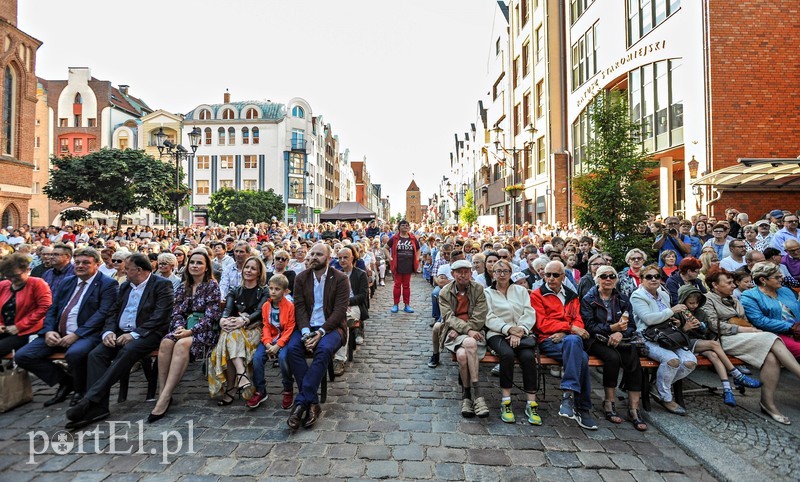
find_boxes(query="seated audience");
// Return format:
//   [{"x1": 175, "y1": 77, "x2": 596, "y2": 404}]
[
  {"x1": 741, "y1": 262, "x2": 800, "y2": 359},
  {"x1": 0, "y1": 253, "x2": 52, "y2": 358}
]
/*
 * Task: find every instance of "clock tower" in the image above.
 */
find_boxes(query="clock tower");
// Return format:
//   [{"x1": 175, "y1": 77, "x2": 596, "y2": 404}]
[{"x1": 405, "y1": 179, "x2": 421, "y2": 223}]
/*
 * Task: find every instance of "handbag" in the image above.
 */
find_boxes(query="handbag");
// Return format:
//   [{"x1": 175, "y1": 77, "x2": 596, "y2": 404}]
[
  {"x1": 186, "y1": 311, "x2": 205, "y2": 330},
  {"x1": 0, "y1": 353, "x2": 33, "y2": 413},
  {"x1": 727, "y1": 316, "x2": 752, "y2": 328},
  {"x1": 595, "y1": 333, "x2": 649, "y2": 357},
  {"x1": 643, "y1": 320, "x2": 691, "y2": 350}
]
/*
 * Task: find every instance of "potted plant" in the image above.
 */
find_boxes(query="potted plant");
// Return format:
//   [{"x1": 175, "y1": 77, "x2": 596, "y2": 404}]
[{"x1": 504, "y1": 183, "x2": 525, "y2": 197}]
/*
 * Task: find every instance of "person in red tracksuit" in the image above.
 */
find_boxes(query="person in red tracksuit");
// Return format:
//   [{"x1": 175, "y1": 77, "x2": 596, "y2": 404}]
[{"x1": 386, "y1": 220, "x2": 419, "y2": 314}]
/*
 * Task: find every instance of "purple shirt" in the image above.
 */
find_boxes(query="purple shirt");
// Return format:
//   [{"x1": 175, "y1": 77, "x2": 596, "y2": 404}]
[{"x1": 781, "y1": 254, "x2": 800, "y2": 279}]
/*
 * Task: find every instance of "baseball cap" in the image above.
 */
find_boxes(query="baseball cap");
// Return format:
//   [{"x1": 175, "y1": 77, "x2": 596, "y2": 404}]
[
  {"x1": 754, "y1": 219, "x2": 770, "y2": 228},
  {"x1": 510, "y1": 271, "x2": 527, "y2": 283},
  {"x1": 770, "y1": 209, "x2": 784, "y2": 219},
  {"x1": 451, "y1": 260, "x2": 472, "y2": 270}
]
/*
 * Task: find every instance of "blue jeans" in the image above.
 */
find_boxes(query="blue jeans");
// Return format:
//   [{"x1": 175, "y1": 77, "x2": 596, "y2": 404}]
[
  {"x1": 431, "y1": 286, "x2": 442, "y2": 320},
  {"x1": 252, "y1": 333, "x2": 295, "y2": 393},
  {"x1": 538, "y1": 335, "x2": 593, "y2": 411},
  {"x1": 286, "y1": 328, "x2": 342, "y2": 407}
]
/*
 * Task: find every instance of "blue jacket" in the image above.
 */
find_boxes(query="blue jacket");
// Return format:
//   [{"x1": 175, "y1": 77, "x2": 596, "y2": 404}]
[
  {"x1": 665, "y1": 270, "x2": 706, "y2": 306},
  {"x1": 41, "y1": 273, "x2": 119, "y2": 338},
  {"x1": 580, "y1": 286, "x2": 636, "y2": 340},
  {"x1": 740, "y1": 286, "x2": 800, "y2": 334}
]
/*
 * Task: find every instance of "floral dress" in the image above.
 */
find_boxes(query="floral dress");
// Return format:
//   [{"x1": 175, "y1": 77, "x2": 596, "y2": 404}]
[{"x1": 165, "y1": 279, "x2": 221, "y2": 359}]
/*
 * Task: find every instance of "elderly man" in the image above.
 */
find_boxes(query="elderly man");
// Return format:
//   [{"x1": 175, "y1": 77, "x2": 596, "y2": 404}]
[
  {"x1": 652, "y1": 216, "x2": 691, "y2": 266},
  {"x1": 439, "y1": 259, "x2": 489, "y2": 418},
  {"x1": 30, "y1": 245, "x2": 54, "y2": 278},
  {"x1": 781, "y1": 239, "x2": 800, "y2": 280},
  {"x1": 773, "y1": 213, "x2": 800, "y2": 255},
  {"x1": 286, "y1": 243, "x2": 350, "y2": 429},
  {"x1": 331, "y1": 246, "x2": 369, "y2": 376},
  {"x1": 530, "y1": 261, "x2": 598, "y2": 430}
]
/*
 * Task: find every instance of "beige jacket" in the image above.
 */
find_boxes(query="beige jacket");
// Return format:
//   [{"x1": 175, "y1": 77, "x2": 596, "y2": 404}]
[{"x1": 438, "y1": 280, "x2": 487, "y2": 351}]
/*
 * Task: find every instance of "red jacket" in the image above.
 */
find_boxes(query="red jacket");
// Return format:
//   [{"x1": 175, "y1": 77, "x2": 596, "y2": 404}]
[
  {"x1": 0, "y1": 277, "x2": 52, "y2": 336},
  {"x1": 260, "y1": 296, "x2": 296, "y2": 348},
  {"x1": 387, "y1": 232, "x2": 419, "y2": 274},
  {"x1": 530, "y1": 284, "x2": 584, "y2": 342}
]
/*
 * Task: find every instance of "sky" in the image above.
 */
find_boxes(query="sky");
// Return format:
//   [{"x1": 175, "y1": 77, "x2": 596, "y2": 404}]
[{"x1": 19, "y1": 0, "x2": 498, "y2": 216}]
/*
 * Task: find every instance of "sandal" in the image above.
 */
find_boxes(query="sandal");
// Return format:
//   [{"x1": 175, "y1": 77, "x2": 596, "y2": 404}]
[
  {"x1": 628, "y1": 409, "x2": 648, "y2": 431},
  {"x1": 234, "y1": 373, "x2": 251, "y2": 396},
  {"x1": 603, "y1": 400, "x2": 623, "y2": 424},
  {"x1": 217, "y1": 393, "x2": 235, "y2": 406}
]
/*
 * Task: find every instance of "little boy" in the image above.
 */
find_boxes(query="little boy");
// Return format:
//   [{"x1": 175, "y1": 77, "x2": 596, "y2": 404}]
[
  {"x1": 422, "y1": 253, "x2": 433, "y2": 284},
  {"x1": 247, "y1": 274, "x2": 297, "y2": 409}
]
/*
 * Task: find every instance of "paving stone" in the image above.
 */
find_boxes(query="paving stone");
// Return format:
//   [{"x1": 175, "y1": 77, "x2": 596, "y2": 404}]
[
  {"x1": 642, "y1": 455, "x2": 680, "y2": 472},
  {"x1": 569, "y1": 468, "x2": 602, "y2": 482},
  {"x1": 328, "y1": 459, "x2": 365, "y2": 478},
  {"x1": 540, "y1": 436, "x2": 577, "y2": 452},
  {"x1": 577, "y1": 452, "x2": 616, "y2": 469},
  {"x1": 234, "y1": 443, "x2": 273, "y2": 458},
  {"x1": 326, "y1": 444, "x2": 357, "y2": 459},
  {"x1": 391, "y1": 444, "x2": 425, "y2": 461},
  {"x1": 463, "y1": 463, "x2": 504, "y2": 481},
  {"x1": 426, "y1": 447, "x2": 467, "y2": 463},
  {"x1": 64, "y1": 455, "x2": 111, "y2": 471},
  {"x1": 70, "y1": 473, "x2": 111, "y2": 482},
  {"x1": 467, "y1": 449, "x2": 511, "y2": 466},
  {"x1": 612, "y1": 453, "x2": 648, "y2": 471},
  {"x1": 410, "y1": 432, "x2": 440, "y2": 446},
  {"x1": 382, "y1": 431, "x2": 410, "y2": 445},
  {"x1": 573, "y1": 438, "x2": 605, "y2": 452},
  {"x1": 630, "y1": 470, "x2": 667, "y2": 482},
  {"x1": 298, "y1": 458, "x2": 330, "y2": 476},
  {"x1": 546, "y1": 451, "x2": 581, "y2": 468},
  {"x1": 166, "y1": 456, "x2": 206, "y2": 474},
  {"x1": 505, "y1": 449, "x2": 547, "y2": 466},
  {"x1": 358, "y1": 444, "x2": 391, "y2": 460},
  {"x1": 400, "y1": 461, "x2": 433, "y2": 479},
  {"x1": 599, "y1": 469, "x2": 637, "y2": 481},
  {"x1": 265, "y1": 459, "x2": 299, "y2": 477},
  {"x1": 32, "y1": 454, "x2": 81, "y2": 472},
  {"x1": 200, "y1": 457, "x2": 237, "y2": 475},
  {"x1": 434, "y1": 462, "x2": 465, "y2": 481},
  {"x1": 365, "y1": 460, "x2": 399, "y2": 479}
]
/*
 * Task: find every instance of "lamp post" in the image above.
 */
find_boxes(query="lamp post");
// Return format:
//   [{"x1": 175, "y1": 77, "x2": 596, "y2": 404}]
[
  {"x1": 155, "y1": 126, "x2": 201, "y2": 235},
  {"x1": 291, "y1": 171, "x2": 314, "y2": 223},
  {"x1": 493, "y1": 125, "x2": 536, "y2": 237}
]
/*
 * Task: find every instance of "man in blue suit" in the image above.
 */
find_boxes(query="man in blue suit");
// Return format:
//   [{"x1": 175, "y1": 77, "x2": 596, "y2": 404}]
[{"x1": 15, "y1": 247, "x2": 118, "y2": 407}]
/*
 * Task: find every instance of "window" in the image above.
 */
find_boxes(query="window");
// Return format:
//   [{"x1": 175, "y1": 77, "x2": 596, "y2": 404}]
[
  {"x1": 32, "y1": 182, "x2": 39, "y2": 194},
  {"x1": 570, "y1": 0, "x2": 594, "y2": 24},
  {"x1": 535, "y1": 27, "x2": 544, "y2": 64},
  {"x1": 60, "y1": 138, "x2": 69, "y2": 153},
  {"x1": 196, "y1": 155, "x2": 210, "y2": 169},
  {"x1": 571, "y1": 23, "x2": 597, "y2": 90},
  {"x1": 196, "y1": 180, "x2": 209, "y2": 195},
  {"x1": 514, "y1": 104, "x2": 522, "y2": 136},
  {"x1": 59, "y1": 118, "x2": 67, "y2": 127},
  {"x1": 220, "y1": 155, "x2": 234, "y2": 169},
  {"x1": 629, "y1": 59, "x2": 683, "y2": 152},
  {"x1": 572, "y1": 98, "x2": 595, "y2": 172},
  {"x1": 628, "y1": 0, "x2": 680, "y2": 45},
  {"x1": 245, "y1": 108, "x2": 259, "y2": 119},
  {"x1": 221, "y1": 109, "x2": 234, "y2": 120},
  {"x1": 536, "y1": 81, "x2": 544, "y2": 118},
  {"x1": 88, "y1": 118, "x2": 96, "y2": 127},
  {"x1": 34, "y1": 136, "x2": 40, "y2": 148},
  {"x1": 244, "y1": 155, "x2": 257, "y2": 169},
  {"x1": 524, "y1": 145, "x2": 532, "y2": 179},
  {"x1": 243, "y1": 179, "x2": 257, "y2": 190},
  {"x1": 228, "y1": 127, "x2": 235, "y2": 145},
  {"x1": 242, "y1": 127, "x2": 249, "y2": 144},
  {"x1": 72, "y1": 138, "x2": 83, "y2": 153},
  {"x1": 513, "y1": 57, "x2": 521, "y2": 89},
  {"x1": 204, "y1": 127, "x2": 212, "y2": 145},
  {"x1": 218, "y1": 127, "x2": 225, "y2": 145},
  {"x1": 289, "y1": 152, "x2": 304, "y2": 174},
  {"x1": 496, "y1": 37, "x2": 501, "y2": 56},
  {"x1": 198, "y1": 109, "x2": 211, "y2": 120},
  {"x1": 537, "y1": 137, "x2": 546, "y2": 175},
  {"x1": 88, "y1": 138, "x2": 97, "y2": 152},
  {"x1": 521, "y1": 0, "x2": 529, "y2": 26},
  {"x1": 219, "y1": 180, "x2": 233, "y2": 189},
  {"x1": 74, "y1": 115, "x2": 81, "y2": 126},
  {"x1": 252, "y1": 127, "x2": 259, "y2": 144},
  {"x1": 493, "y1": 75, "x2": 504, "y2": 101},
  {"x1": 74, "y1": 93, "x2": 82, "y2": 104},
  {"x1": 523, "y1": 91, "x2": 531, "y2": 127},
  {"x1": 291, "y1": 129, "x2": 305, "y2": 150},
  {"x1": 292, "y1": 106, "x2": 305, "y2": 118},
  {"x1": 522, "y1": 41, "x2": 530, "y2": 77}
]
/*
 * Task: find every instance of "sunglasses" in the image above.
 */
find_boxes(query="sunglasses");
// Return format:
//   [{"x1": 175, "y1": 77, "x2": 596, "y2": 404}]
[
  {"x1": 598, "y1": 274, "x2": 617, "y2": 280},
  {"x1": 275, "y1": 257, "x2": 288, "y2": 261},
  {"x1": 643, "y1": 274, "x2": 660, "y2": 281},
  {"x1": 111, "y1": 259, "x2": 123, "y2": 264},
  {"x1": 543, "y1": 272, "x2": 562, "y2": 278}
]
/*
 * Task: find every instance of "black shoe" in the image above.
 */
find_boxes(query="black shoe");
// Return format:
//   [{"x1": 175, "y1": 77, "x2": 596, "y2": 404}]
[
  {"x1": 287, "y1": 404, "x2": 307, "y2": 430},
  {"x1": 44, "y1": 382, "x2": 73, "y2": 407},
  {"x1": 147, "y1": 397, "x2": 172, "y2": 423},
  {"x1": 303, "y1": 404, "x2": 322, "y2": 428},
  {"x1": 66, "y1": 404, "x2": 109, "y2": 430},
  {"x1": 427, "y1": 354, "x2": 439, "y2": 368},
  {"x1": 66, "y1": 398, "x2": 91, "y2": 421},
  {"x1": 69, "y1": 392, "x2": 83, "y2": 407}
]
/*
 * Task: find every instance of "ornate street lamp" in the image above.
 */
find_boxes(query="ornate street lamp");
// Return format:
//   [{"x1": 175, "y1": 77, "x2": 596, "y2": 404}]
[
  {"x1": 155, "y1": 126, "x2": 201, "y2": 233},
  {"x1": 492, "y1": 124, "x2": 536, "y2": 236}
]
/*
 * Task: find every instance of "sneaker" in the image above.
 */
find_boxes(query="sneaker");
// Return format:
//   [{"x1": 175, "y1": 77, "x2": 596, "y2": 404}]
[
  {"x1": 461, "y1": 398, "x2": 475, "y2": 418},
  {"x1": 576, "y1": 409, "x2": 599, "y2": 430},
  {"x1": 490, "y1": 364, "x2": 500, "y2": 377},
  {"x1": 734, "y1": 374, "x2": 762, "y2": 389},
  {"x1": 391, "y1": 305, "x2": 399, "y2": 313},
  {"x1": 281, "y1": 389, "x2": 294, "y2": 410},
  {"x1": 550, "y1": 367, "x2": 563, "y2": 378},
  {"x1": 379, "y1": 280, "x2": 385, "y2": 286},
  {"x1": 403, "y1": 305, "x2": 415, "y2": 313},
  {"x1": 738, "y1": 365, "x2": 752, "y2": 375},
  {"x1": 473, "y1": 397, "x2": 490, "y2": 418},
  {"x1": 333, "y1": 360, "x2": 346, "y2": 377},
  {"x1": 355, "y1": 335, "x2": 364, "y2": 345},
  {"x1": 559, "y1": 394, "x2": 576, "y2": 420},
  {"x1": 246, "y1": 391, "x2": 267, "y2": 409},
  {"x1": 500, "y1": 400, "x2": 515, "y2": 423},
  {"x1": 525, "y1": 401, "x2": 543, "y2": 425},
  {"x1": 723, "y1": 389, "x2": 737, "y2": 407},
  {"x1": 427, "y1": 353, "x2": 440, "y2": 368}
]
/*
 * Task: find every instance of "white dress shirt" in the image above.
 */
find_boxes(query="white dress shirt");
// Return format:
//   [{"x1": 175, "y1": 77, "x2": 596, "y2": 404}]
[{"x1": 64, "y1": 273, "x2": 97, "y2": 335}]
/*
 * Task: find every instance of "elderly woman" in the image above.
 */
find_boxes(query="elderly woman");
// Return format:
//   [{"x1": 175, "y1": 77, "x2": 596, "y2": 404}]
[
  {"x1": 704, "y1": 267, "x2": 800, "y2": 424},
  {"x1": 581, "y1": 265, "x2": 646, "y2": 430},
  {"x1": 98, "y1": 247, "x2": 117, "y2": 278},
  {"x1": 617, "y1": 249, "x2": 647, "y2": 298},
  {"x1": 529, "y1": 257, "x2": 550, "y2": 291},
  {"x1": 577, "y1": 253, "x2": 606, "y2": 299},
  {"x1": 659, "y1": 250, "x2": 679, "y2": 282},
  {"x1": 149, "y1": 250, "x2": 221, "y2": 422},
  {"x1": 665, "y1": 257, "x2": 706, "y2": 306},
  {"x1": 484, "y1": 259, "x2": 539, "y2": 425},
  {"x1": 471, "y1": 253, "x2": 487, "y2": 287},
  {"x1": 110, "y1": 250, "x2": 131, "y2": 284},
  {"x1": 630, "y1": 263, "x2": 696, "y2": 415},
  {"x1": 266, "y1": 249, "x2": 296, "y2": 296},
  {"x1": 209, "y1": 256, "x2": 269, "y2": 406},
  {"x1": 0, "y1": 253, "x2": 52, "y2": 357},
  {"x1": 741, "y1": 262, "x2": 800, "y2": 359},
  {"x1": 156, "y1": 252, "x2": 182, "y2": 292},
  {"x1": 741, "y1": 224, "x2": 759, "y2": 252},
  {"x1": 703, "y1": 223, "x2": 732, "y2": 260}
]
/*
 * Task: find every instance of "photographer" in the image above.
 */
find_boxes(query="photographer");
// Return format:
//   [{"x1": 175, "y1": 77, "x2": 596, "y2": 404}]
[{"x1": 652, "y1": 216, "x2": 692, "y2": 266}]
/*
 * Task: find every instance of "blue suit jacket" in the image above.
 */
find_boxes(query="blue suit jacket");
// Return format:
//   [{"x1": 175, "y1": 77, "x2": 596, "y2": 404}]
[{"x1": 41, "y1": 272, "x2": 119, "y2": 338}]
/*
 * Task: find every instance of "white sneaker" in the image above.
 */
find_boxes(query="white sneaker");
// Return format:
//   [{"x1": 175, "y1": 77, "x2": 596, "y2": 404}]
[
  {"x1": 355, "y1": 335, "x2": 364, "y2": 345},
  {"x1": 379, "y1": 280, "x2": 385, "y2": 286},
  {"x1": 550, "y1": 367, "x2": 563, "y2": 378}
]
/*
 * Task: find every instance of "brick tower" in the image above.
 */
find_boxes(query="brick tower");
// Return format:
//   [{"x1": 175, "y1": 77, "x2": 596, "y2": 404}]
[{"x1": 405, "y1": 179, "x2": 421, "y2": 223}]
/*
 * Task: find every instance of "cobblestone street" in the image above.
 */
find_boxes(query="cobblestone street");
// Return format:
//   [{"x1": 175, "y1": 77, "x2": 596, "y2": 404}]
[{"x1": 0, "y1": 274, "x2": 731, "y2": 481}]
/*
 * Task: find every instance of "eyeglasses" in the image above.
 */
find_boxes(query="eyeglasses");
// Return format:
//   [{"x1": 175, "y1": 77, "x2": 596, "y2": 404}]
[
  {"x1": 157, "y1": 262, "x2": 171, "y2": 266},
  {"x1": 629, "y1": 257, "x2": 644, "y2": 262},
  {"x1": 543, "y1": 272, "x2": 562, "y2": 278},
  {"x1": 643, "y1": 274, "x2": 661, "y2": 281},
  {"x1": 768, "y1": 275, "x2": 785, "y2": 281},
  {"x1": 713, "y1": 230, "x2": 725, "y2": 234},
  {"x1": 787, "y1": 247, "x2": 800, "y2": 253},
  {"x1": 590, "y1": 263, "x2": 605, "y2": 267},
  {"x1": 597, "y1": 274, "x2": 618, "y2": 280},
  {"x1": 274, "y1": 257, "x2": 288, "y2": 262},
  {"x1": 499, "y1": 255, "x2": 509, "y2": 259},
  {"x1": 111, "y1": 259, "x2": 123, "y2": 264},
  {"x1": 785, "y1": 219, "x2": 799, "y2": 223},
  {"x1": 493, "y1": 269, "x2": 511, "y2": 275},
  {"x1": 731, "y1": 245, "x2": 745, "y2": 249}
]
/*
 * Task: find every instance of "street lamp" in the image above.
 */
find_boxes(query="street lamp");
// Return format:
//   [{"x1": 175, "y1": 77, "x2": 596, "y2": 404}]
[
  {"x1": 291, "y1": 171, "x2": 314, "y2": 223},
  {"x1": 155, "y1": 126, "x2": 201, "y2": 234},
  {"x1": 493, "y1": 125, "x2": 536, "y2": 237}
]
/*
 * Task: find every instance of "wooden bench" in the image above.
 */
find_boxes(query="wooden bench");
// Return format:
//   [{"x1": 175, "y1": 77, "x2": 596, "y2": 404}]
[{"x1": 452, "y1": 352, "x2": 744, "y2": 412}]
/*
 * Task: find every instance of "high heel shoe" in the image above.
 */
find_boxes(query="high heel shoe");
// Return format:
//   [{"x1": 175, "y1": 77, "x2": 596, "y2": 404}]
[
  {"x1": 760, "y1": 402, "x2": 791, "y2": 425},
  {"x1": 147, "y1": 397, "x2": 172, "y2": 423},
  {"x1": 234, "y1": 373, "x2": 251, "y2": 396}
]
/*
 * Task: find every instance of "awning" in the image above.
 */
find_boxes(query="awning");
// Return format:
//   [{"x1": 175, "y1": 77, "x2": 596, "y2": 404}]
[{"x1": 691, "y1": 158, "x2": 800, "y2": 191}]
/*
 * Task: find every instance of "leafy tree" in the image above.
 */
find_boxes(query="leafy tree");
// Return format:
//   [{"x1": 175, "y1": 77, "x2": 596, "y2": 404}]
[
  {"x1": 572, "y1": 92, "x2": 658, "y2": 267},
  {"x1": 396, "y1": 212, "x2": 403, "y2": 222},
  {"x1": 460, "y1": 189, "x2": 477, "y2": 226},
  {"x1": 44, "y1": 148, "x2": 180, "y2": 231},
  {"x1": 207, "y1": 188, "x2": 285, "y2": 225}
]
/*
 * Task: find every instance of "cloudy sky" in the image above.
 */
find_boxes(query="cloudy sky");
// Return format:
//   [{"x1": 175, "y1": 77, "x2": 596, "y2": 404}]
[{"x1": 20, "y1": 0, "x2": 497, "y2": 214}]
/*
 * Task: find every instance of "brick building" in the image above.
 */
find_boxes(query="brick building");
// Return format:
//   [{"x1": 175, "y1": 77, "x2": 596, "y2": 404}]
[
  {"x1": 0, "y1": 0, "x2": 40, "y2": 227},
  {"x1": 405, "y1": 179, "x2": 421, "y2": 223}
]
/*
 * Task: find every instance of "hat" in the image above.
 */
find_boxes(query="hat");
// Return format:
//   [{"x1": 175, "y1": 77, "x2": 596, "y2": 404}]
[
  {"x1": 755, "y1": 219, "x2": 770, "y2": 227},
  {"x1": 510, "y1": 271, "x2": 527, "y2": 283},
  {"x1": 770, "y1": 209, "x2": 784, "y2": 219},
  {"x1": 451, "y1": 260, "x2": 472, "y2": 270}
]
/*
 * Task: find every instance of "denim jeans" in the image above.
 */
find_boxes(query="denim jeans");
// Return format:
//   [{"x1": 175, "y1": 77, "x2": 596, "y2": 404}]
[
  {"x1": 538, "y1": 335, "x2": 593, "y2": 410},
  {"x1": 644, "y1": 340, "x2": 696, "y2": 402},
  {"x1": 287, "y1": 329, "x2": 343, "y2": 407},
  {"x1": 252, "y1": 332, "x2": 296, "y2": 393},
  {"x1": 431, "y1": 286, "x2": 442, "y2": 321}
]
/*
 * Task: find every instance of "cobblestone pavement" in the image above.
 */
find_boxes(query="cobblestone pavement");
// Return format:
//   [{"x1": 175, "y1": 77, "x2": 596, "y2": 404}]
[{"x1": 0, "y1": 274, "x2": 719, "y2": 481}]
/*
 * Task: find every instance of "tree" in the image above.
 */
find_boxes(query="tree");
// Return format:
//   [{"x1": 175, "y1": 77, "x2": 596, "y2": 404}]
[
  {"x1": 572, "y1": 92, "x2": 658, "y2": 267},
  {"x1": 460, "y1": 189, "x2": 477, "y2": 226},
  {"x1": 44, "y1": 148, "x2": 180, "y2": 231},
  {"x1": 207, "y1": 188, "x2": 285, "y2": 225}
]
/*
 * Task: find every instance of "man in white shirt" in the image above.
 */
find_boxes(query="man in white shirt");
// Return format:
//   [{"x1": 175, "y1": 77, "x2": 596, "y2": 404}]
[
  {"x1": 719, "y1": 240, "x2": 748, "y2": 272},
  {"x1": 219, "y1": 242, "x2": 251, "y2": 299}
]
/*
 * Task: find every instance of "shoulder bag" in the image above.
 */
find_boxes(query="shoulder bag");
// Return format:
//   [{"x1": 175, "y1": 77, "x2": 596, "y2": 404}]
[{"x1": 642, "y1": 319, "x2": 690, "y2": 350}]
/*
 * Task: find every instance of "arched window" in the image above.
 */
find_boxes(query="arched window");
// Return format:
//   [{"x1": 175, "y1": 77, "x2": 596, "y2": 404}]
[
  {"x1": 1, "y1": 204, "x2": 19, "y2": 228},
  {"x1": 199, "y1": 109, "x2": 211, "y2": 120},
  {"x1": 292, "y1": 106, "x2": 305, "y2": 118},
  {"x1": 245, "y1": 108, "x2": 259, "y2": 119},
  {"x1": 3, "y1": 66, "x2": 16, "y2": 156},
  {"x1": 252, "y1": 127, "x2": 259, "y2": 145},
  {"x1": 222, "y1": 109, "x2": 234, "y2": 120},
  {"x1": 204, "y1": 127, "x2": 212, "y2": 145},
  {"x1": 218, "y1": 127, "x2": 225, "y2": 145},
  {"x1": 228, "y1": 127, "x2": 235, "y2": 145},
  {"x1": 242, "y1": 127, "x2": 249, "y2": 144},
  {"x1": 74, "y1": 93, "x2": 82, "y2": 104}
]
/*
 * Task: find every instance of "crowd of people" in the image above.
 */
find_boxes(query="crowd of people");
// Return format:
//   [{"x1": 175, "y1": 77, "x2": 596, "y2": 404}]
[{"x1": 0, "y1": 207, "x2": 799, "y2": 432}]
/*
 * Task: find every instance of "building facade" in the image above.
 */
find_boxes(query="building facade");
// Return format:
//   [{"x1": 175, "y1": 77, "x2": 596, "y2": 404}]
[{"x1": 405, "y1": 179, "x2": 421, "y2": 223}]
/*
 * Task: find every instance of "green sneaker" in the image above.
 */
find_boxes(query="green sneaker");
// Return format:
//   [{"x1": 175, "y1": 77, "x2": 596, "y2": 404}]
[
  {"x1": 500, "y1": 400, "x2": 515, "y2": 423},
  {"x1": 525, "y1": 401, "x2": 543, "y2": 425}
]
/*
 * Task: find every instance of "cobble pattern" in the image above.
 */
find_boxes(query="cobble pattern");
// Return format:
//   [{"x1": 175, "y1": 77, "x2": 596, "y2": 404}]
[{"x1": 0, "y1": 275, "x2": 715, "y2": 480}]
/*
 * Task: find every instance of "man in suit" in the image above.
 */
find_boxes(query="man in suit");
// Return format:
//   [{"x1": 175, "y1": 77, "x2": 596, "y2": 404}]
[
  {"x1": 331, "y1": 246, "x2": 369, "y2": 376},
  {"x1": 286, "y1": 243, "x2": 350, "y2": 429},
  {"x1": 66, "y1": 253, "x2": 174, "y2": 429},
  {"x1": 15, "y1": 248, "x2": 118, "y2": 407}
]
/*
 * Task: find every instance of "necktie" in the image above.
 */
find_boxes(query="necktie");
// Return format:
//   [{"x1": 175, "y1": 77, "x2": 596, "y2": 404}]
[{"x1": 58, "y1": 281, "x2": 86, "y2": 336}]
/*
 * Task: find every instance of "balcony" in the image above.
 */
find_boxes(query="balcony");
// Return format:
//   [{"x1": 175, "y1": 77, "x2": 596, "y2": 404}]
[{"x1": 291, "y1": 138, "x2": 307, "y2": 151}]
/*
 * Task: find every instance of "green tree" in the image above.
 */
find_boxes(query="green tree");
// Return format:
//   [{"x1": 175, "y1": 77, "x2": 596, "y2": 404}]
[
  {"x1": 207, "y1": 188, "x2": 285, "y2": 225},
  {"x1": 572, "y1": 92, "x2": 658, "y2": 267},
  {"x1": 44, "y1": 148, "x2": 180, "y2": 231},
  {"x1": 460, "y1": 189, "x2": 477, "y2": 225}
]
